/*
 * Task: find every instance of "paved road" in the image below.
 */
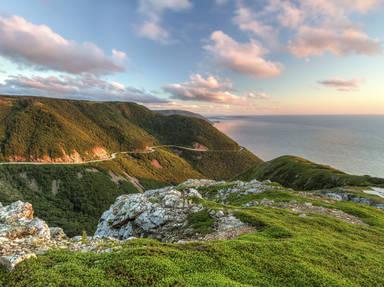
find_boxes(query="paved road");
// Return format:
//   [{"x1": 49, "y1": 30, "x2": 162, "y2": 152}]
[{"x1": 0, "y1": 145, "x2": 244, "y2": 166}]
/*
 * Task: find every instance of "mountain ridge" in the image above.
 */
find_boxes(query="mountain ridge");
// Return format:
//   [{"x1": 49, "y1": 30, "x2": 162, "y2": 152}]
[
  {"x1": 0, "y1": 95, "x2": 261, "y2": 236},
  {"x1": 0, "y1": 95, "x2": 248, "y2": 162}
]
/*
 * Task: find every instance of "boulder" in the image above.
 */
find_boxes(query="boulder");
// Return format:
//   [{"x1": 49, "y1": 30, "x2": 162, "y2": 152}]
[
  {"x1": 0, "y1": 201, "x2": 50, "y2": 241},
  {"x1": 50, "y1": 227, "x2": 67, "y2": 240},
  {"x1": 95, "y1": 180, "x2": 253, "y2": 242},
  {"x1": 0, "y1": 201, "x2": 61, "y2": 270},
  {"x1": 0, "y1": 253, "x2": 36, "y2": 271},
  {"x1": 95, "y1": 186, "x2": 205, "y2": 241},
  {"x1": 0, "y1": 201, "x2": 34, "y2": 223}
]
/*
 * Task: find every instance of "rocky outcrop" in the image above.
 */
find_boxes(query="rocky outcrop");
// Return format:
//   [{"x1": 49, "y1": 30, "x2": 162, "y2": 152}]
[
  {"x1": 0, "y1": 201, "x2": 52, "y2": 270},
  {"x1": 95, "y1": 187, "x2": 203, "y2": 241},
  {"x1": 95, "y1": 184, "x2": 248, "y2": 242},
  {"x1": 211, "y1": 179, "x2": 286, "y2": 203},
  {"x1": 0, "y1": 201, "x2": 51, "y2": 241},
  {"x1": 301, "y1": 188, "x2": 384, "y2": 209},
  {"x1": 0, "y1": 201, "x2": 124, "y2": 271},
  {"x1": 3, "y1": 178, "x2": 376, "y2": 271},
  {"x1": 243, "y1": 199, "x2": 365, "y2": 225}
]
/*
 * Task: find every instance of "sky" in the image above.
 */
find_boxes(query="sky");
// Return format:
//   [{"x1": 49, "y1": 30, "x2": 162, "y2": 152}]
[{"x1": 0, "y1": 0, "x2": 383, "y2": 115}]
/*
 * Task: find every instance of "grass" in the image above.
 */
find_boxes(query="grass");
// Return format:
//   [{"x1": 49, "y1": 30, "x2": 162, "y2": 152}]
[
  {"x1": 181, "y1": 149, "x2": 262, "y2": 180},
  {"x1": 186, "y1": 209, "x2": 215, "y2": 234},
  {"x1": 238, "y1": 155, "x2": 384, "y2": 190},
  {"x1": 1, "y1": 192, "x2": 383, "y2": 286},
  {"x1": 1, "y1": 95, "x2": 384, "y2": 286}
]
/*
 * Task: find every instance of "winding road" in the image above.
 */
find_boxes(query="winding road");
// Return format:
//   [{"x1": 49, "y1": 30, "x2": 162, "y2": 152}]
[{"x1": 0, "y1": 145, "x2": 244, "y2": 166}]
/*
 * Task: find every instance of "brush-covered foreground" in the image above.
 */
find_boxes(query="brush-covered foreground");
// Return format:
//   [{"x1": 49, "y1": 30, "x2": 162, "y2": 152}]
[{"x1": 1, "y1": 179, "x2": 383, "y2": 286}]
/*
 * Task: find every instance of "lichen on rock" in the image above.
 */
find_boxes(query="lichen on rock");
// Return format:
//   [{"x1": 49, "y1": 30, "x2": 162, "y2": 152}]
[{"x1": 95, "y1": 186, "x2": 208, "y2": 242}]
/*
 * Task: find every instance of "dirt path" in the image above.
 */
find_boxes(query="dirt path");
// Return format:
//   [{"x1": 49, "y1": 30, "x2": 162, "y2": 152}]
[{"x1": 0, "y1": 145, "x2": 244, "y2": 166}]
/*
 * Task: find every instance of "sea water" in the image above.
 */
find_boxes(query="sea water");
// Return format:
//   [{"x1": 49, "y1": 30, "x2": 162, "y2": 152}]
[{"x1": 212, "y1": 115, "x2": 384, "y2": 178}]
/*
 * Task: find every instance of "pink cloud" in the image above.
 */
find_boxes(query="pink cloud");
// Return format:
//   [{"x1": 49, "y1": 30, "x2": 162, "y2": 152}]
[
  {"x1": 112, "y1": 49, "x2": 127, "y2": 60},
  {"x1": 0, "y1": 15, "x2": 124, "y2": 74},
  {"x1": 233, "y1": 3, "x2": 279, "y2": 47},
  {"x1": 318, "y1": 78, "x2": 363, "y2": 92},
  {"x1": 163, "y1": 74, "x2": 236, "y2": 103},
  {"x1": 246, "y1": 91, "x2": 271, "y2": 100},
  {"x1": 163, "y1": 74, "x2": 271, "y2": 104},
  {"x1": 289, "y1": 26, "x2": 382, "y2": 57},
  {"x1": 231, "y1": 0, "x2": 382, "y2": 58},
  {"x1": 0, "y1": 74, "x2": 165, "y2": 103},
  {"x1": 278, "y1": 3, "x2": 303, "y2": 28},
  {"x1": 204, "y1": 31, "x2": 282, "y2": 78}
]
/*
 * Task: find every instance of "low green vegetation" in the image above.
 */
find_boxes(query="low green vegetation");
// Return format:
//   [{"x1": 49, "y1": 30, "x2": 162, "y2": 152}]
[
  {"x1": 1, "y1": 95, "x2": 384, "y2": 286},
  {"x1": 181, "y1": 149, "x2": 262, "y2": 180},
  {"x1": 109, "y1": 148, "x2": 206, "y2": 185},
  {"x1": 0, "y1": 95, "x2": 263, "y2": 236},
  {"x1": 186, "y1": 209, "x2": 215, "y2": 234},
  {"x1": 0, "y1": 96, "x2": 252, "y2": 169},
  {"x1": 0, "y1": 148, "x2": 207, "y2": 236},
  {"x1": 238, "y1": 155, "x2": 384, "y2": 190},
  {"x1": 0, "y1": 165, "x2": 136, "y2": 236},
  {"x1": 1, "y1": 186, "x2": 384, "y2": 287}
]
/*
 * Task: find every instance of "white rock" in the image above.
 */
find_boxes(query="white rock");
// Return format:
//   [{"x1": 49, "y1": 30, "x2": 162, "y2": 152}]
[
  {"x1": 0, "y1": 201, "x2": 34, "y2": 223},
  {"x1": 0, "y1": 253, "x2": 36, "y2": 271},
  {"x1": 50, "y1": 227, "x2": 67, "y2": 240},
  {"x1": 94, "y1": 182, "x2": 207, "y2": 241},
  {"x1": 186, "y1": 188, "x2": 203, "y2": 199}
]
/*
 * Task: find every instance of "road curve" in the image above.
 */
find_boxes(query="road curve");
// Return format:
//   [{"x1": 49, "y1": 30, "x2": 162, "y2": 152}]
[{"x1": 0, "y1": 145, "x2": 244, "y2": 166}]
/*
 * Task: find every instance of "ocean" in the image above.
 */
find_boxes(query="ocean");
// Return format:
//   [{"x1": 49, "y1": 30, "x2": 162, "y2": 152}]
[{"x1": 212, "y1": 115, "x2": 384, "y2": 178}]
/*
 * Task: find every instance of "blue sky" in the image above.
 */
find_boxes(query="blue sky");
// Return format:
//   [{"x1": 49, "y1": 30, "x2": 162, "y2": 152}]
[{"x1": 0, "y1": 0, "x2": 383, "y2": 115}]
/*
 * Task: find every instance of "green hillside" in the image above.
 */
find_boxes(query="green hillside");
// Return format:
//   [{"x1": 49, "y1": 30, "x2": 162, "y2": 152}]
[
  {"x1": 237, "y1": 155, "x2": 384, "y2": 190},
  {"x1": 0, "y1": 95, "x2": 261, "y2": 236},
  {"x1": 0, "y1": 96, "x2": 245, "y2": 161},
  {"x1": 0, "y1": 147, "x2": 207, "y2": 236},
  {"x1": 0, "y1": 95, "x2": 261, "y2": 177}
]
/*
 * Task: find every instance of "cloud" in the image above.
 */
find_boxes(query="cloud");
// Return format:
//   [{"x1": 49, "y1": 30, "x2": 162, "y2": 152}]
[
  {"x1": 204, "y1": 31, "x2": 282, "y2": 78},
  {"x1": 163, "y1": 74, "x2": 271, "y2": 104},
  {"x1": 297, "y1": 0, "x2": 379, "y2": 17},
  {"x1": 137, "y1": 21, "x2": 170, "y2": 43},
  {"x1": 233, "y1": 2, "x2": 279, "y2": 47},
  {"x1": 288, "y1": 0, "x2": 382, "y2": 56},
  {"x1": 318, "y1": 78, "x2": 362, "y2": 92},
  {"x1": 137, "y1": 0, "x2": 192, "y2": 43},
  {"x1": 277, "y1": 2, "x2": 304, "y2": 29},
  {"x1": 0, "y1": 74, "x2": 166, "y2": 103},
  {"x1": 163, "y1": 74, "x2": 235, "y2": 103},
  {"x1": 289, "y1": 26, "x2": 382, "y2": 57},
  {"x1": 246, "y1": 91, "x2": 271, "y2": 100},
  {"x1": 112, "y1": 49, "x2": 127, "y2": 60},
  {"x1": 231, "y1": 0, "x2": 382, "y2": 57},
  {"x1": 215, "y1": 0, "x2": 229, "y2": 5},
  {"x1": 0, "y1": 15, "x2": 124, "y2": 75},
  {"x1": 139, "y1": 0, "x2": 192, "y2": 14}
]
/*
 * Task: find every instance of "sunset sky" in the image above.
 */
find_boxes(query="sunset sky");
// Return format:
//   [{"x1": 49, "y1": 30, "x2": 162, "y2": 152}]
[{"x1": 0, "y1": 0, "x2": 383, "y2": 115}]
